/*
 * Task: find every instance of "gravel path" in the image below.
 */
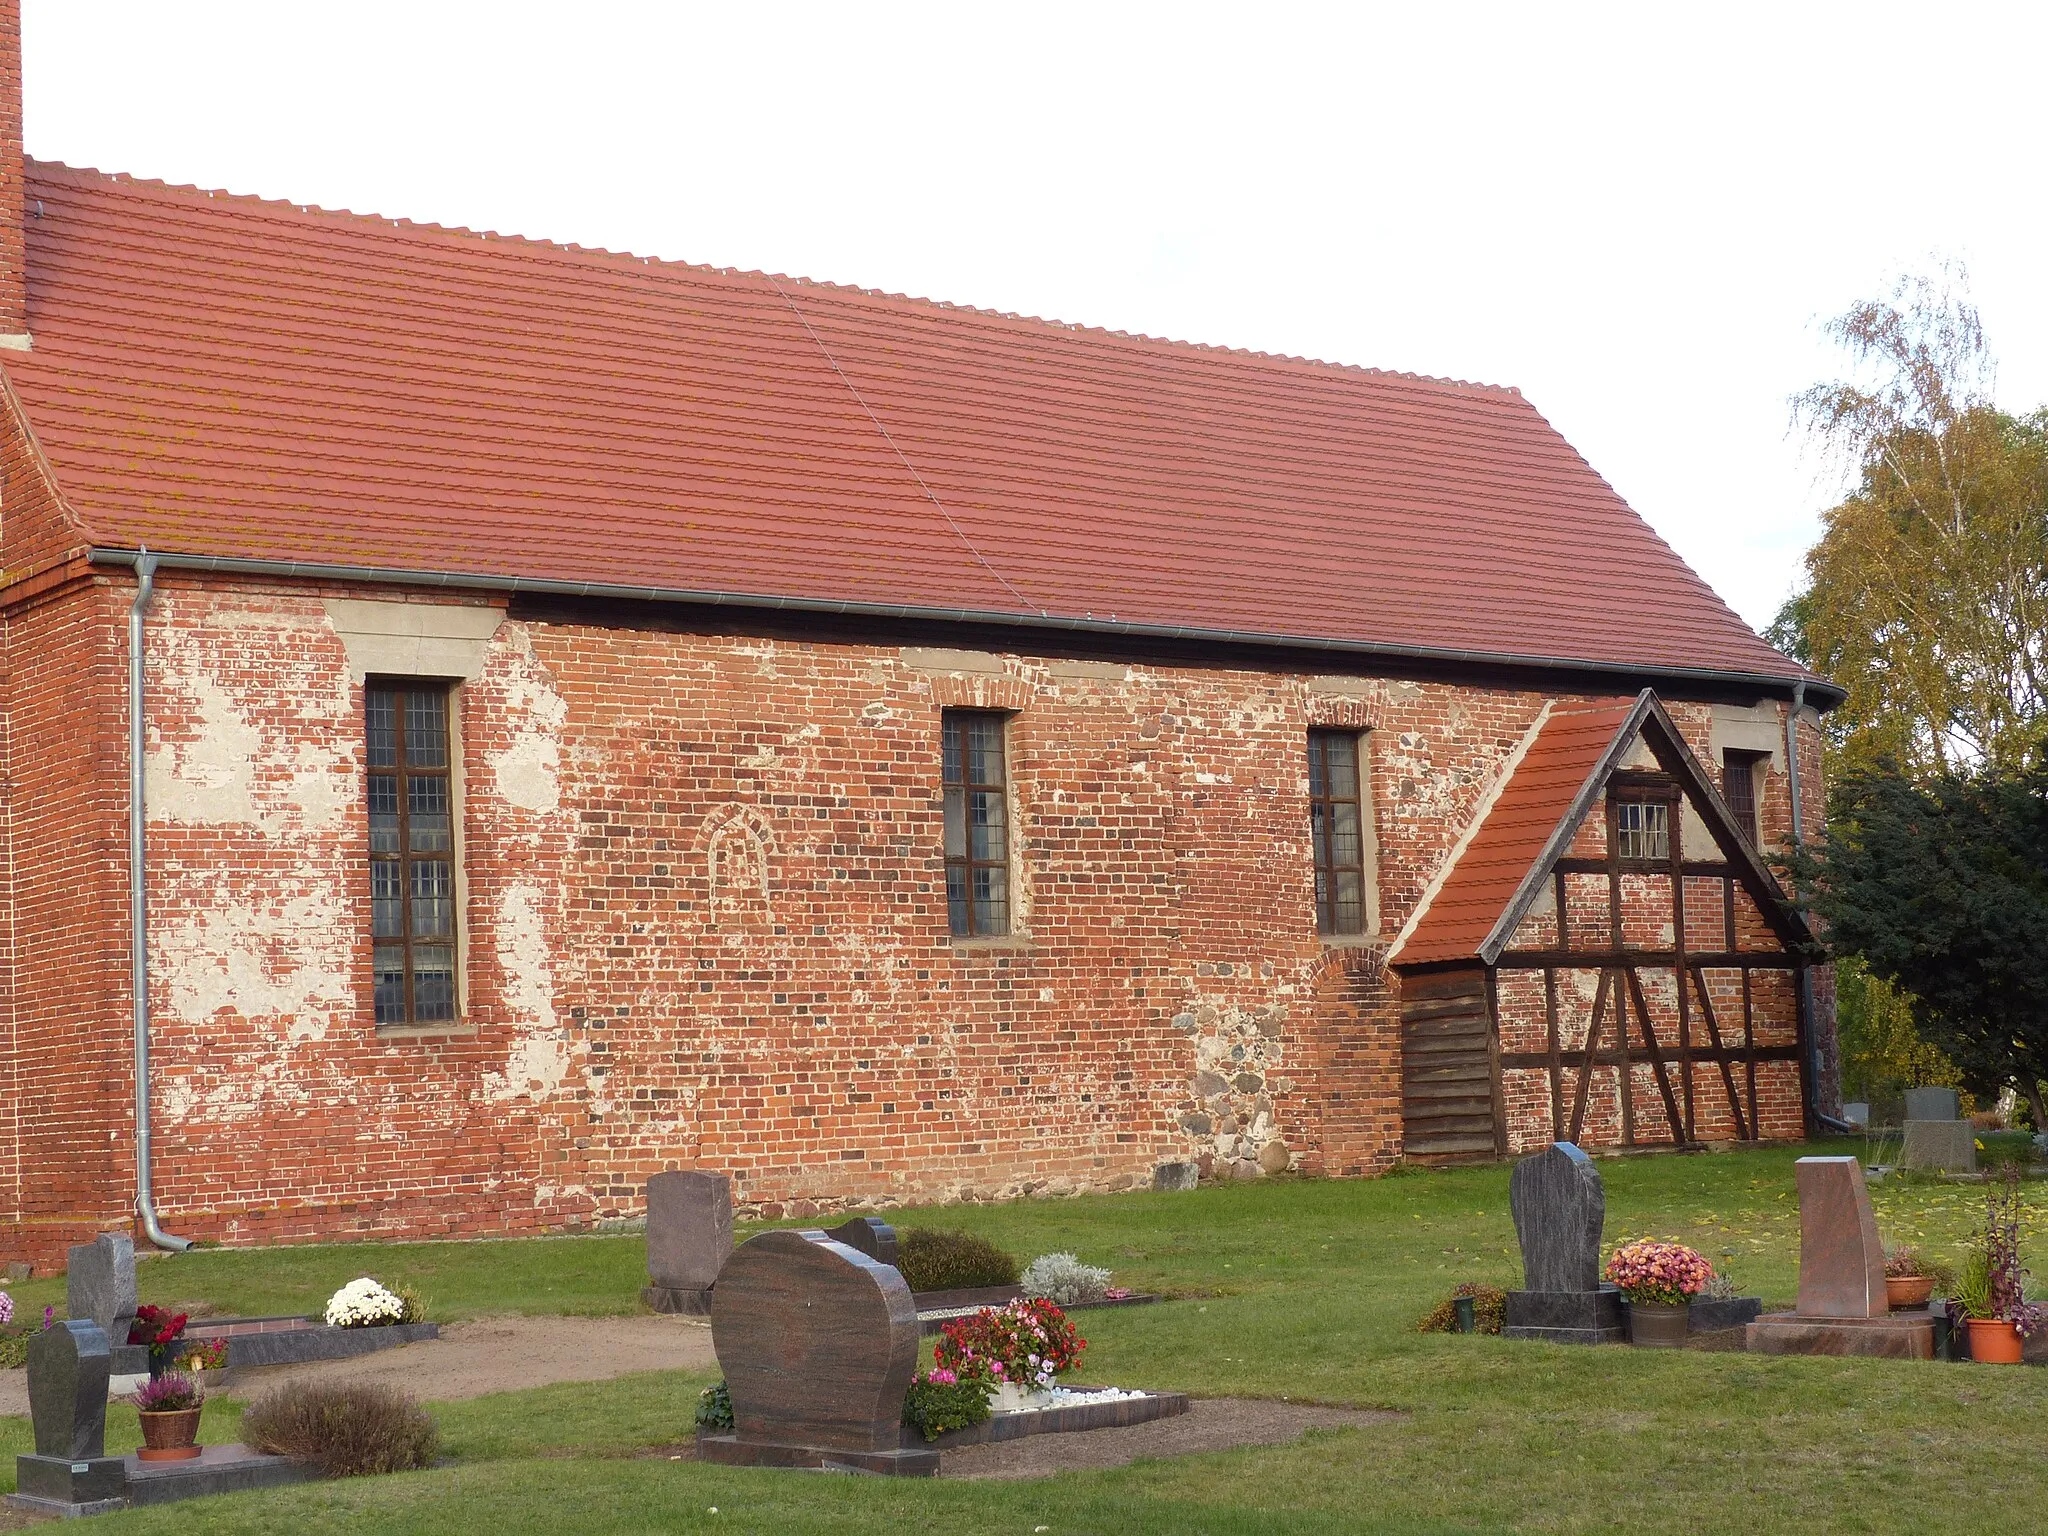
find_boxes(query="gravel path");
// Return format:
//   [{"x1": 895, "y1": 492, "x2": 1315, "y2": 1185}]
[{"x1": 0, "y1": 1314, "x2": 718, "y2": 1417}]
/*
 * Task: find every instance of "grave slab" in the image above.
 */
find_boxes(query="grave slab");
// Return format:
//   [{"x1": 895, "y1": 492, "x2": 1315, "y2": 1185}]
[
  {"x1": 1746, "y1": 1313, "x2": 1934, "y2": 1359},
  {"x1": 125, "y1": 1443, "x2": 315, "y2": 1506},
  {"x1": 642, "y1": 1169, "x2": 732, "y2": 1315},
  {"x1": 1900, "y1": 1120, "x2": 1976, "y2": 1173},
  {"x1": 1503, "y1": 1287, "x2": 1626, "y2": 1344}
]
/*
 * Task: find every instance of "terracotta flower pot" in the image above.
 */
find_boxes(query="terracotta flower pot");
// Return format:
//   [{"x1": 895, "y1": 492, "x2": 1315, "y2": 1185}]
[
  {"x1": 137, "y1": 1406, "x2": 204, "y2": 1461},
  {"x1": 1965, "y1": 1318, "x2": 2025, "y2": 1364},
  {"x1": 1627, "y1": 1300, "x2": 1690, "y2": 1349},
  {"x1": 1886, "y1": 1275, "x2": 1935, "y2": 1309}
]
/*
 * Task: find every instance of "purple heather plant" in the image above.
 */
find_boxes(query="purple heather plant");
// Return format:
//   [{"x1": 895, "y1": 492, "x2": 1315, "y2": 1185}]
[{"x1": 134, "y1": 1372, "x2": 203, "y2": 1413}]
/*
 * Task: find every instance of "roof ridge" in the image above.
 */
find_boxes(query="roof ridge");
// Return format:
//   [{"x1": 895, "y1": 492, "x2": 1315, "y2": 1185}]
[{"x1": 24, "y1": 159, "x2": 1524, "y2": 400}]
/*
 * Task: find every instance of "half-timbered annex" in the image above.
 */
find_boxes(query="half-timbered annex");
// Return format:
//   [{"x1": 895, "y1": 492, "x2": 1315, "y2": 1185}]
[{"x1": 1387, "y1": 693, "x2": 1815, "y2": 1161}]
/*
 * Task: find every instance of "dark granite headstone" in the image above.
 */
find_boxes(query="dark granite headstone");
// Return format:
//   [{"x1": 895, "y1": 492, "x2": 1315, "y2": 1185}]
[
  {"x1": 824, "y1": 1216, "x2": 899, "y2": 1271},
  {"x1": 8, "y1": 1320, "x2": 128, "y2": 1516},
  {"x1": 697, "y1": 1228, "x2": 931, "y2": 1473},
  {"x1": 29, "y1": 1319, "x2": 112, "y2": 1459},
  {"x1": 642, "y1": 1169, "x2": 731, "y2": 1315},
  {"x1": 1504, "y1": 1143, "x2": 1624, "y2": 1344},
  {"x1": 1510, "y1": 1142, "x2": 1603, "y2": 1292},
  {"x1": 67, "y1": 1233, "x2": 137, "y2": 1348}
]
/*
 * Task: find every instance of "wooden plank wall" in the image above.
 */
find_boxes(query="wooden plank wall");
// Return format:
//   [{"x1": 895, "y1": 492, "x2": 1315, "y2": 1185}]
[{"x1": 1400, "y1": 967, "x2": 1500, "y2": 1162}]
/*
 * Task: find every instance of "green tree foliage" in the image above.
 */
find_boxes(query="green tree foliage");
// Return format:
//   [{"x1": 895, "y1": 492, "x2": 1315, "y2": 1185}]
[
  {"x1": 1832, "y1": 955, "x2": 1962, "y2": 1107},
  {"x1": 1791, "y1": 754, "x2": 2048, "y2": 1127},
  {"x1": 1779, "y1": 270, "x2": 2048, "y2": 777}
]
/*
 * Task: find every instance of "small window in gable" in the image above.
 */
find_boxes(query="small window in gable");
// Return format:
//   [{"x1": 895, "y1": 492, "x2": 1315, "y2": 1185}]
[
  {"x1": 368, "y1": 681, "x2": 459, "y2": 1024},
  {"x1": 1613, "y1": 798, "x2": 1671, "y2": 863}
]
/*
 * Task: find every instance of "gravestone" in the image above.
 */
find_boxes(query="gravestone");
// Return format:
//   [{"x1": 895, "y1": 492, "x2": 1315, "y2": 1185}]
[
  {"x1": 1903, "y1": 1086, "x2": 1960, "y2": 1122},
  {"x1": 1503, "y1": 1142, "x2": 1624, "y2": 1344},
  {"x1": 1748, "y1": 1156, "x2": 1933, "y2": 1358},
  {"x1": 641, "y1": 1169, "x2": 731, "y2": 1316},
  {"x1": 7, "y1": 1320, "x2": 127, "y2": 1516},
  {"x1": 824, "y1": 1216, "x2": 899, "y2": 1272},
  {"x1": 696, "y1": 1228, "x2": 933, "y2": 1474},
  {"x1": 67, "y1": 1233, "x2": 137, "y2": 1347},
  {"x1": 1899, "y1": 1120, "x2": 1976, "y2": 1174}
]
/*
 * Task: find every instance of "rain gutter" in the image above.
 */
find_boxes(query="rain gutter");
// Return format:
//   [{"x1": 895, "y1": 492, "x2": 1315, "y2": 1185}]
[{"x1": 85, "y1": 548, "x2": 1846, "y2": 709}]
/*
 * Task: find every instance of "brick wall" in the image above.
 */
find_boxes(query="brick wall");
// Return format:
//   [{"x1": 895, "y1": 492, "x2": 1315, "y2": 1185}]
[{"x1": 0, "y1": 568, "x2": 1827, "y2": 1263}]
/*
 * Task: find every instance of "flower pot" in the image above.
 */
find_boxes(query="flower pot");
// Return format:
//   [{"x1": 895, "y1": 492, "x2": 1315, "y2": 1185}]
[
  {"x1": 136, "y1": 1406, "x2": 203, "y2": 1461},
  {"x1": 1626, "y1": 1300, "x2": 1690, "y2": 1349},
  {"x1": 1965, "y1": 1318, "x2": 2025, "y2": 1364},
  {"x1": 987, "y1": 1382, "x2": 1045, "y2": 1414},
  {"x1": 1886, "y1": 1275, "x2": 1935, "y2": 1309},
  {"x1": 1452, "y1": 1295, "x2": 1477, "y2": 1334}
]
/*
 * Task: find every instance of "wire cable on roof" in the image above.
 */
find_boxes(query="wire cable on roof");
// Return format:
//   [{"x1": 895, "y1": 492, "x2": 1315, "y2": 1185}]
[{"x1": 767, "y1": 274, "x2": 1044, "y2": 617}]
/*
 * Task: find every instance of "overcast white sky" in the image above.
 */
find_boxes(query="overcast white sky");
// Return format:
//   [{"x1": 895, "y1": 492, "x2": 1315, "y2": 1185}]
[{"x1": 26, "y1": 2, "x2": 2048, "y2": 633}]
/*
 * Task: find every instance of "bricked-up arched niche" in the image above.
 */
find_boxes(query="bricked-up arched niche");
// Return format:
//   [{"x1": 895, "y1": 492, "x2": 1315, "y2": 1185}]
[
  {"x1": 1384, "y1": 690, "x2": 1817, "y2": 1163},
  {"x1": 699, "y1": 804, "x2": 776, "y2": 928}
]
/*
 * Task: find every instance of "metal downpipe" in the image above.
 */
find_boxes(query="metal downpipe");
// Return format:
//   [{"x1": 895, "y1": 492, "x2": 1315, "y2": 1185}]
[
  {"x1": 1787, "y1": 682, "x2": 1854, "y2": 1135},
  {"x1": 129, "y1": 549, "x2": 191, "y2": 1251}
]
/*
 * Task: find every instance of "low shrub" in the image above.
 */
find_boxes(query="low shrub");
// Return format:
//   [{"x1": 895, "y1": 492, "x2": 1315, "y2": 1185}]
[
  {"x1": 902, "y1": 1369, "x2": 991, "y2": 1441},
  {"x1": 242, "y1": 1381, "x2": 440, "y2": 1478},
  {"x1": 695, "y1": 1380, "x2": 733, "y2": 1432},
  {"x1": 1020, "y1": 1252, "x2": 1112, "y2": 1306},
  {"x1": 897, "y1": 1228, "x2": 1020, "y2": 1292},
  {"x1": 1416, "y1": 1283, "x2": 1507, "y2": 1334}
]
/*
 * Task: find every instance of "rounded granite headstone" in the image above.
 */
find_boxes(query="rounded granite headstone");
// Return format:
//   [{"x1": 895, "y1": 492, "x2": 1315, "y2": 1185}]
[
  {"x1": 28, "y1": 1320, "x2": 112, "y2": 1461},
  {"x1": 824, "y1": 1216, "x2": 900, "y2": 1272},
  {"x1": 711, "y1": 1229, "x2": 919, "y2": 1453},
  {"x1": 1510, "y1": 1142, "x2": 1605, "y2": 1294}
]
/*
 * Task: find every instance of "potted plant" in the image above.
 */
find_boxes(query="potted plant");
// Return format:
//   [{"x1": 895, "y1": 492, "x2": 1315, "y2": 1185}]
[
  {"x1": 1884, "y1": 1245, "x2": 1937, "y2": 1309},
  {"x1": 1605, "y1": 1239, "x2": 1715, "y2": 1348},
  {"x1": 1952, "y1": 1171, "x2": 2046, "y2": 1364},
  {"x1": 133, "y1": 1371, "x2": 204, "y2": 1461},
  {"x1": 932, "y1": 1297, "x2": 1085, "y2": 1411}
]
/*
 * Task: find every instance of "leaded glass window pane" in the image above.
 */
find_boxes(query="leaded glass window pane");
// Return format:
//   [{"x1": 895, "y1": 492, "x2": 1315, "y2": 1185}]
[
  {"x1": 941, "y1": 710, "x2": 1010, "y2": 938},
  {"x1": 366, "y1": 682, "x2": 459, "y2": 1024}
]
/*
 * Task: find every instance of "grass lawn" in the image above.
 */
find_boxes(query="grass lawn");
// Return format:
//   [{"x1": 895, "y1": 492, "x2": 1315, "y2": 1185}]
[{"x1": 4, "y1": 1140, "x2": 2044, "y2": 1533}]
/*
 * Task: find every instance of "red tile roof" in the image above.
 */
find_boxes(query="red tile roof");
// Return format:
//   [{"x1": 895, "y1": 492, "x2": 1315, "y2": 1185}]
[
  {"x1": 1389, "y1": 699, "x2": 1638, "y2": 967},
  {"x1": 5, "y1": 162, "x2": 1811, "y2": 685}
]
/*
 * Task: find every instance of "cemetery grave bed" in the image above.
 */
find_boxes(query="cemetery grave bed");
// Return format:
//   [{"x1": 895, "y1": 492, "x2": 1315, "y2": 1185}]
[
  {"x1": 187, "y1": 1316, "x2": 440, "y2": 1368},
  {"x1": 8, "y1": 1141, "x2": 2048, "y2": 1533}
]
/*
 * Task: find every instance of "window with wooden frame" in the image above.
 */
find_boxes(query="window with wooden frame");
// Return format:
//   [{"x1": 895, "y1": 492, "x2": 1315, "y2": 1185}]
[
  {"x1": 1721, "y1": 748, "x2": 1769, "y2": 848},
  {"x1": 367, "y1": 682, "x2": 459, "y2": 1024},
  {"x1": 942, "y1": 710, "x2": 1010, "y2": 938},
  {"x1": 1309, "y1": 729, "x2": 1368, "y2": 935},
  {"x1": 1610, "y1": 771, "x2": 1676, "y2": 865}
]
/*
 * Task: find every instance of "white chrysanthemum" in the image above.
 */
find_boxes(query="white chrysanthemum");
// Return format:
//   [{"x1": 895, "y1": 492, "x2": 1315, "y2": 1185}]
[{"x1": 324, "y1": 1276, "x2": 406, "y2": 1329}]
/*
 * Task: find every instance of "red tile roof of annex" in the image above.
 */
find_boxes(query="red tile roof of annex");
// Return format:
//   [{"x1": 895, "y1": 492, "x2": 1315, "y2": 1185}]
[
  {"x1": 4, "y1": 162, "x2": 1814, "y2": 687},
  {"x1": 1390, "y1": 700, "x2": 1637, "y2": 966}
]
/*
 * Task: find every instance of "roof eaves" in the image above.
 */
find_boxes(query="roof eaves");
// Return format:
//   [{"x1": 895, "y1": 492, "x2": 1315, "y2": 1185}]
[{"x1": 82, "y1": 547, "x2": 1843, "y2": 706}]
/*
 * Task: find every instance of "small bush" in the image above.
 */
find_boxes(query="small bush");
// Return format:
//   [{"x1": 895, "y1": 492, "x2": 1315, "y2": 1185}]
[
  {"x1": 897, "y1": 1228, "x2": 1020, "y2": 1292},
  {"x1": 242, "y1": 1381, "x2": 440, "y2": 1478},
  {"x1": 394, "y1": 1284, "x2": 430, "y2": 1325},
  {"x1": 902, "y1": 1370, "x2": 991, "y2": 1441},
  {"x1": 695, "y1": 1380, "x2": 733, "y2": 1432},
  {"x1": 1416, "y1": 1283, "x2": 1507, "y2": 1335},
  {"x1": 1020, "y1": 1252, "x2": 1112, "y2": 1305}
]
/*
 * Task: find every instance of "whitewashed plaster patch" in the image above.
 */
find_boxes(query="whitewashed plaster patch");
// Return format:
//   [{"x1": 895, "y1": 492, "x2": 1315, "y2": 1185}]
[
  {"x1": 157, "y1": 893, "x2": 356, "y2": 1045},
  {"x1": 485, "y1": 624, "x2": 570, "y2": 815},
  {"x1": 486, "y1": 881, "x2": 573, "y2": 1102}
]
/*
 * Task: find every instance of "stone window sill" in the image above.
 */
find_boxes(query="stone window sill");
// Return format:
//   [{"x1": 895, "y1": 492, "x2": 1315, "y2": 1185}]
[
  {"x1": 375, "y1": 1021, "x2": 479, "y2": 1041},
  {"x1": 1319, "y1": 932, "x2": 1387, "y2": 951},
  {"x1": 949, "y1": 933, "x2": 1034, "y2": 952}
]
